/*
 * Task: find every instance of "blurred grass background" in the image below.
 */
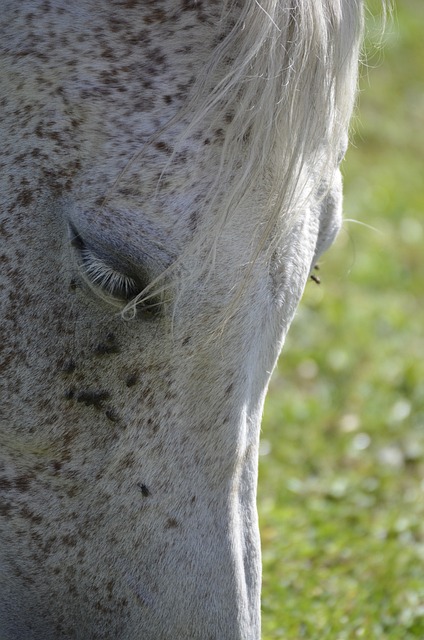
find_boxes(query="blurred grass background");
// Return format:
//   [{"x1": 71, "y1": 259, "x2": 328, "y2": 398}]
[{"x1": 259, "y1": 1, "x2": 424, "y2": 637}]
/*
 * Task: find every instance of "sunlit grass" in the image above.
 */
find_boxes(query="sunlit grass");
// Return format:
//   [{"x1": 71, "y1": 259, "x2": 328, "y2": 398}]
[{"x1": 259, "y1": 2, "x2": 424, "y2": 637}]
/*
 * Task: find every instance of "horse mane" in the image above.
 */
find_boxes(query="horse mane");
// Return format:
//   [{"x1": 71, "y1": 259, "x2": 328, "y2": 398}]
[
  {"x1": 182, "y1": 0, "x2": 363, "y2": 225},
  {"x1": 123, "y1": 0, "x2": 370, "y2": 318}
]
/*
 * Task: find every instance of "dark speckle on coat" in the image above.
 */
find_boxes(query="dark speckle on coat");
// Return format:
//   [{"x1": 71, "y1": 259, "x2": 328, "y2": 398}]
[{"x1": 75, "y1": 390, "x2": 111, "y2": 409}]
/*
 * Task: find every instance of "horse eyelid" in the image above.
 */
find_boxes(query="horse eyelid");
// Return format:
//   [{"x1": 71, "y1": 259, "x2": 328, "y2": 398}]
[
  {"x1": 81, "y1": 251, "x2": 140, "y2": 299},
  {"x1": 69, "y1": 226, "x2": 141, "y2": 301}
]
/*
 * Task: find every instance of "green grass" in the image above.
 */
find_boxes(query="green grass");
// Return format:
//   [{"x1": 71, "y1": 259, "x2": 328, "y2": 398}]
[{"x1": 259, "y1": 2, "x2": 424, "y2": 637}]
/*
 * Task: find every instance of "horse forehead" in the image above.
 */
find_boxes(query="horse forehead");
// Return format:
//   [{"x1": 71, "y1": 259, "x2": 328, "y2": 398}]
[
  {"x1": 5, "y1": 1, "x2": 222, "y2": 109},
  {"x1": 2, "y1": 2, "x2": 230, "y2": 238}
]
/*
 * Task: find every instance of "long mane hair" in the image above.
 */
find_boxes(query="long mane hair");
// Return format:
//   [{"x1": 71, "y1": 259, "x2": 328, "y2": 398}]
[
  {"x1": 122, "y1": 0, "x2": 368, "y2": 317},
  {"x1": 182, "y1": 0, "x2": 363, "y2": 219}
]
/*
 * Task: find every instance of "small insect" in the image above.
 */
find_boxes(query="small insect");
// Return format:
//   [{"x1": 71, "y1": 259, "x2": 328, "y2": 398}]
[
  {"x1": 137, "y1": 483, "x2": 150, "y2": 497},
  {"x1": 311, "y1": 264, "x2": 321, "y2": 285}
]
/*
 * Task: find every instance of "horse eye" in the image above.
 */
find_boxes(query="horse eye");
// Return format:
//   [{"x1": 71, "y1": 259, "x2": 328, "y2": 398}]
[{"x1": 70, "y1": 227, "x2": 146, "y2": 304}]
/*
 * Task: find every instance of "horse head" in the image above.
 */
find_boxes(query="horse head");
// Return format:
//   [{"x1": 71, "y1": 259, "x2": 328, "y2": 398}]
[{"x1": 0, "y1": 1, "x2": 363, "y2": 637}]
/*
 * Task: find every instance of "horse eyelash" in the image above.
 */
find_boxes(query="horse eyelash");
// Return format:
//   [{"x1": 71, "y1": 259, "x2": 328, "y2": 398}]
[
  {"x1": 79, "y1": 248, "x2": 140, "y2": 300},
  {"x1": 70, "y1": 228, "x2": 140, "y2": 301}
]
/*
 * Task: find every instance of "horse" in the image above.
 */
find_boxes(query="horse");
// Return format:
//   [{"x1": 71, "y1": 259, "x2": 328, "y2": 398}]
[{"x1": 1, "y1": 1, "x2": 365, "y2": 638}]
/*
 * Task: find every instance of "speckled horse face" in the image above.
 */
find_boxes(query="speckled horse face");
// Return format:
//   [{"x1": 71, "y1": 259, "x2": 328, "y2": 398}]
[{"x1": 0, "y1": 1, "x2": 347, "y2": 638}]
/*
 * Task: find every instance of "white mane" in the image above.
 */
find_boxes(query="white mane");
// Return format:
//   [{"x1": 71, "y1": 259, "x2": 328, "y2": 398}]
[
  {"x1": 120, "y1": 0, "x2": 366, "y2": 317},
  {"x1": 182, "y1": 0, "x2": 363, "y2": 228}
]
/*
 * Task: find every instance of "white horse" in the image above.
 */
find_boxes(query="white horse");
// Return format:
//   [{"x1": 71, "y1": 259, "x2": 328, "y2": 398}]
[{"x1": 1, "y1": 1, "x2": 365, "y2": 638}]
